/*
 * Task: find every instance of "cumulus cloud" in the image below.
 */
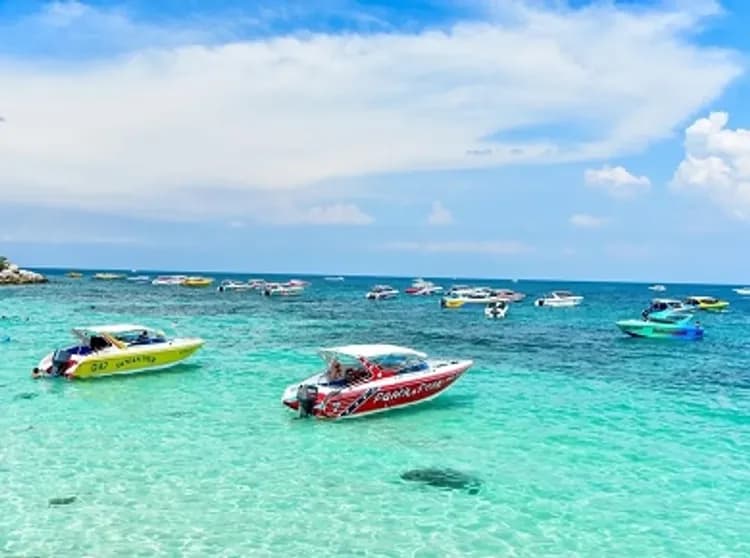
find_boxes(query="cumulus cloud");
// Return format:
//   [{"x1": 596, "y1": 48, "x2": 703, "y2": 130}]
[
  {"x1": 584, "y1": 165, "x2": 651, "y2": 198},
  {"x1": 0, "y1": 1, "x2": 740, "y2": 219},
  {"x1": 427, "y1": 201, "x2": 454, "y2": 225},
  {"x1": 569, "y1": 213, "x2": 608, "y2": 228},
  {"x1": 385, "y1": 240, "x2": 529, "y2": 255},
  {"x1": 671, "y1": 111, "x2": 750, "y2": 219}
]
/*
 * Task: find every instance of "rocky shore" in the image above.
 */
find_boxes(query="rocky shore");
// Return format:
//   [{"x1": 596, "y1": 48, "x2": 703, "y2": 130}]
[{"x1": 0, "y1": 257, "x2": 48, "y2": 285}]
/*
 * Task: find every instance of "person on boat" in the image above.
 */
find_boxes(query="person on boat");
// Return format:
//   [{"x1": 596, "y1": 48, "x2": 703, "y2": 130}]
[
  {"x1": 136, "y1": 330, "x2": 150, "y2": 344},
  {"x1": 327, "y1": 360, "x2": 346, "y2": 383}
]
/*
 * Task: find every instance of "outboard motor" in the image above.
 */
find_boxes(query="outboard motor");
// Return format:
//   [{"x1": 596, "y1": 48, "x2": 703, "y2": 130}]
[
  {"x1": 296, "y1": 384, "x2": 319, "y2": 418},
  {"x1": 50, "y1": 348, "x2": 70, "y2": 376}
]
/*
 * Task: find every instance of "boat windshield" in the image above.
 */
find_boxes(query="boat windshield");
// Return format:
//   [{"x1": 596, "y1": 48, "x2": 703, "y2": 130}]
[{"x1": 323, "y1": 353, "x2": 428, "y2": 385}]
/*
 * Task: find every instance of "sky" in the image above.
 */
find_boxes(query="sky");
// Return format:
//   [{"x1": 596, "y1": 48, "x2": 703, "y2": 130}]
[{"x1": 1, "y1": 0, "x2": 749, "y2": 282}]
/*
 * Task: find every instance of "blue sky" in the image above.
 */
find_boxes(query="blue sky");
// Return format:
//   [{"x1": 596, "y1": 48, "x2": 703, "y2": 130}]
[{"x1": 1, "y1": 0, "x2": 749, "y2": 282}]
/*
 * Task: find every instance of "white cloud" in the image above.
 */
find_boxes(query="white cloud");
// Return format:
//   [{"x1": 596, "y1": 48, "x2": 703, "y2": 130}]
[
  {"x1": 584, "y1": 165, "x2": 651, "y2": 198},
  {"x1": 385, "y1": 240, "x2": 529, "y2": 255},
  {"x1": 671, "y1": 111, "x2": 750, "y2": 219},
  {"x1": 569, "y1": 213, "x2": 608, "y2": 228},
  {"x1": 427, "y1": 201, "x2": 454, "y2": 225},
  {"x1": 0, "y1": 2, "x2": 740, "y2": 219},
  {"x1": 274, "y1": 203, "x2": 374, "y2": 225}
]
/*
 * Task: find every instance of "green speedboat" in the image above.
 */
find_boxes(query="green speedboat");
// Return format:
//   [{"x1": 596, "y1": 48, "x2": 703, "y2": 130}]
[{"x1": 616, "y1": 309, "x2": 703, "y2": 340}]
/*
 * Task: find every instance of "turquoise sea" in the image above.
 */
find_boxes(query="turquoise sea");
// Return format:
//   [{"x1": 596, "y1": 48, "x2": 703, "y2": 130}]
[{"x1": 2, "y1": 271, "x2": 750, "y2": 557}]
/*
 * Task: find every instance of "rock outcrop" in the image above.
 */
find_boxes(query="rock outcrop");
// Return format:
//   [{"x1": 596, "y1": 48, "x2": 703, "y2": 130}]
[{"x1": 0, "y1": 257, "x2": 48, "y2": 285}]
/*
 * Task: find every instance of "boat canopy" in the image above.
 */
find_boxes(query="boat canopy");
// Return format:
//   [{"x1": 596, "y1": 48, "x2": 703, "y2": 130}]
[
  {"x1": 319, "y1": 344, "x2": 427, "y2": 362},
  {"x1": 73, "y1": 324, "x2": 166, "y2": 339}
]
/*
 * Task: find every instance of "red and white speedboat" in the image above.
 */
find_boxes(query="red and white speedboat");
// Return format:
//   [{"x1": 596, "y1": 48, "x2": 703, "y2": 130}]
[
  {"x1": 405, "y1": 279, "x2": 444, "y2": 296},
  {"x1": 281, "y1": 345, "x2": 472, "y2": 419}
]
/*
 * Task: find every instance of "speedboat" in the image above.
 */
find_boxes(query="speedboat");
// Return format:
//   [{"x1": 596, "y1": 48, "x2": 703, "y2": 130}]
[
  {"x1": 287, "y1": 279, "x2": 310, "y2": 287},
  {"x1": 32, "y1": 324, "x2": 204, "y2": 379},
  {"x1": 281, "y1": 344, "x2": 473, "y2": 419},
  {"x1": 534, "y1": 291, "x2": 583, "y2": 307},
  {"x1": 484, "y1": 301, "x2": 508, "y2": 319},
  {"x1": 127, "y1": 275, "x2": 151, "y2": 282},
  {"x1": 325, "y1": 276, "x2": 345, "y2": 282},
  {"x1": 366, "y1": 285, "x2": 399, "y2": 300},
  {"x1": 733, "y1": 287, "x2": 750, "y2": 296},
  {"x1": 263, "y1": 282, "x2": 304, "y2": 296},
  {"x1": 152, "y1": 275, "x2": 187, "y2": 286},
  {"x1": 616, "y1": 310, "x2": 703, "y2": 340},
  {"x1": 642, "y1": 298, "x2": 692, "y2": 318},
  {"x1": 490, "y1": 289, "x2": 525, "y2": 303},
  {"x1": 182, "y1": 276, "x2": 214, "y2": 288},
  {"x1": 66, "y1": 271, "x2": 83, "y2": 279},
  {"x1": 440, "y1": 288, "x2": 504, "y2": 305},
  {"x1": 217, "y1": 279, "x2": 253, "y2": 292},
  {"x1": 649, "y1": 284, "x2": 667, "y2": 292},
  {"x1": 405, "y1": 279, "x2": 444, "y2": 296},
  {"x1": 248, "y1": 279, "x2": 267, "y2": 290},
  {"x1": 93, "y1": 272, "x2": 126, "y2": 280},
  {"x1": 684, "y1": 296, "x2": 729, "y2": 312}
]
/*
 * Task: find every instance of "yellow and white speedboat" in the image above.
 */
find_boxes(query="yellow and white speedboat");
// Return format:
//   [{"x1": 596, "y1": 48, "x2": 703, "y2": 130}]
[
  {"x1": 182, "y1": 276, "x2": 214, "y2": 287},
  {"x1": 685, "y1": 296, "x2": 729, "y2": 312},
  {"x1": 32, "y1": 324, "x2": 204, "y2": 379}
]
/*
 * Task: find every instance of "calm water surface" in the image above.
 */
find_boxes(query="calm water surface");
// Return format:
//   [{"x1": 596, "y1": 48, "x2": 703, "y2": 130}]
[{"x1": 2, "y1": 272, "x2": 750, "y2": 557}]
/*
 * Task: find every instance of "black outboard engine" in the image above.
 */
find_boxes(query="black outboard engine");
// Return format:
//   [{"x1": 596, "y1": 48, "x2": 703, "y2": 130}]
[
  {"x1": 296, "y1": 384, "x2": 319, "y2": 418},
  {"x1": 50, "y1": 348, "x2": 70, "y2": 376}
]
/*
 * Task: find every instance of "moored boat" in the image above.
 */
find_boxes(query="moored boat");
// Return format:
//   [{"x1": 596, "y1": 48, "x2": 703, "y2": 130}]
[
  {"x1": 263, "y1": 282, "x2": 304, "y2": 296},
  {"x1": 616, "y1": 310, "x2": 703, "y2": 340},
  {"x1": 534, "y1": 291, "x2": 583, "y2": 307},
  {"x1": 281, "y1": 344, "x2": 472, "y2": 419},
  {"x1": 127, "y1": 275, "x2": 151, "y2": 282},
  {"x1": 217, "y1": 279, "x2": 253, "y2": 292},
  {"x1": 405, "y1": 279, "x2": 444, "y2": 296},
  {"x1": 151, "y1": 275, "x2": 187, "y2": 286},
  {"x1": 182, "y1": 276, "x2": 214, "y2": 288},
  {"x1": 684, "y1": 296, "x2": 729, "y2": 312},
  {"x1": 66, "y1": 271, "x2": 83, "y2": 279},
  {"x1": 648, "y1": 284, "x2": 667, "y2": 292},
  {"x1": 32, "y1": 324, "x2": 204, "y2": 379},
  {"x1": 732, "y1": 287, "x2": 750, "y2": 296},
  {"x1": 366, "y1": 285, "x2": 399, "y2": 300},
  {"x1": 94, "y1": 272, "x2": 126, "y2": 281}
]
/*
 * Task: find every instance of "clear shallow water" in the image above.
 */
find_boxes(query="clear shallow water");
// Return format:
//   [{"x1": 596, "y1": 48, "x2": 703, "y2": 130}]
[{"x1": 2, "y1": 272, "x2": 750, "y2": 557}]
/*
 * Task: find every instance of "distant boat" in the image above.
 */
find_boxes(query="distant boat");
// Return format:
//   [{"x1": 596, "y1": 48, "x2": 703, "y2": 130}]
[
  {"x1": 127, "y1": 275, "x2": 151, "y2": 282},
  {"x1": 733, "y1": 287, "x2": 750, "y2": 296},
  {"x1": 93, "y1": 273, "x2": 126, "y2": 281},
  {"x1": 649, "y1": 284, "x2": 667, "y2": 292},
  {"x1": 66, "y1": 271, "x2": 83, "y2": 279},
  {"x1": 324, "y1": 276, "x2": 345, "y2": 281}
]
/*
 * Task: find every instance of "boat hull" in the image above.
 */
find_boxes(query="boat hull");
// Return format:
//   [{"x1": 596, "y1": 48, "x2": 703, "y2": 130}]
[
  {"x1": 282, "y1": 360, "x2": 471, "y2": 419},
  {"x1": 38, "y1": 340, "x2": 204, "y2": 379},
  {"x1": 616, "y1": 320, "x2": 703, "y2": 340}
]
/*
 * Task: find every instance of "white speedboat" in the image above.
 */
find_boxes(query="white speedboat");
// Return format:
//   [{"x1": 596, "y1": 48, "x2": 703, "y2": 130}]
[
  {"x1": 325, "y1": 276, "x2": 345, "y2": 282},
  {"x1": 405, "y1": 279, "x2": 444, "y2": 296},
  {"x1": 217, "y1": 280, "x2": 253, "y2": 292},
  {"x1": 93, "y1": 272, "x2": 126, "y2": 281},
  {"x1": 484, "y1": 301, "x2": 508, "y2": 319},
  {"x1": 649, "y1": 284, "x2": 667, "y2": 292},
  {"x1": 151, "y1": 275, "x2": 187, "y2": 286},
  {"x1": 733, "y1": 287, "x2": 750, "y2": 296},
  {"x1": 32, "y1": 324, "x2": 203, "y2": 380},
  {"x1": 490, "y1": 289, "x2": 526, "y2": 302},
  {"x1": 263, "y1": 283, "x2": 304, "y2": 296},
  {"x1": 441, "y1": 288, "x2": 505, "y2": 305},
  {"x1": 127, "y1": 275, "x2": 151, "y2": 282},
  {"x1": 366, "y1": 285, "x2": 399, "y2": 300},
  {"x1": 281, "y1": 344, "x2": 472, "y2": 419},
  {"x1": 534, "y1": 291, "x2": 583, "y2": 307}
]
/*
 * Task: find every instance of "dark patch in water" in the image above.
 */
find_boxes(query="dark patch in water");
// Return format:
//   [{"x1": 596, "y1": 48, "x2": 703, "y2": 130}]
[
  {"x1": 48, "y1": 496, "x2": 76, "y2": 506},
  {"x1": 400, "y1": 468, "x2": 481, "y2": 494},
  {"x1": 14, "y1": 392, "x2": 39, "y2": 401}
]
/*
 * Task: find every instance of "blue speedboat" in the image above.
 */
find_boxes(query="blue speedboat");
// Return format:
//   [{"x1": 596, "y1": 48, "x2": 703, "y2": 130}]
[{"x1": 617, "y1": 308, "x2": 703, "y2": 340}]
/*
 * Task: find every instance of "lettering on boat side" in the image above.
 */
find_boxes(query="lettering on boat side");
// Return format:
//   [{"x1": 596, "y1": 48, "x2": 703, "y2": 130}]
[
  {"x1": 114, "y1": 354, "x2": 158, "y2": 369},
  {"x1": 372, "y1": 376, "x2": 453, "y2": 404}
]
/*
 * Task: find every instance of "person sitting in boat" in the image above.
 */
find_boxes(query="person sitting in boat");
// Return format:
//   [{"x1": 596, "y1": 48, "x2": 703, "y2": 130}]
[
  {"x1": 327, "y1": 360, "x2": 346, "y2": 383},
  {"x1": 134, "y1": 330, "x2": 150, "y2": 344}
]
